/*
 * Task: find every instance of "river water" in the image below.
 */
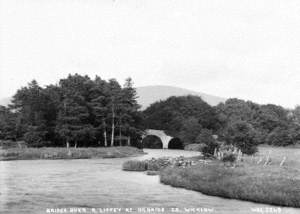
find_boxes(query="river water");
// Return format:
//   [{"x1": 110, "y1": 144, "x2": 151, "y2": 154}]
[{"x1": 0, "y1": 149, "x2": 298, "y2": 214}]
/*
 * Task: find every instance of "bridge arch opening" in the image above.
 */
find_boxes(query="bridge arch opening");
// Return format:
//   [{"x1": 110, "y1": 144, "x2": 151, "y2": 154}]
[
  {"x1": 142, "y1": 135, "x2": 163, "y2": 149},
  {"x1": 168, "y1": 138, "x2": 184, "y2": 150}
]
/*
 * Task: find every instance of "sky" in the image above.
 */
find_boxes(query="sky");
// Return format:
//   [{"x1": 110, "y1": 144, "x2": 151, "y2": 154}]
[{"x1": 1, "y1": 0, "x2": 300, "y2": 108}]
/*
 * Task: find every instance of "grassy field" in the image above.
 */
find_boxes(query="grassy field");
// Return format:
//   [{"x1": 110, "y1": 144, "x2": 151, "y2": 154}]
[
  {"x1": 249, "y1": 145, "x2": 300, "y2": 169},
  {"x1": 0, "y1": 146, "x2": 144, "y2": 161},
  {"x1": 160, "y1": 145, "x2": 300, "y2": 207}
]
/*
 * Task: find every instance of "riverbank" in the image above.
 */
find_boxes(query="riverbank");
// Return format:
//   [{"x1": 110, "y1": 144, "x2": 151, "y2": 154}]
[
  {"x1": 160, "y1": 162, "x2": 300, "y2": 208},
  {"x1": 0, "y1": 146, "x2": 144, "y2": 161},
  {"x1": 123, "y1": 146, "x2": 300, "y2": 208}
]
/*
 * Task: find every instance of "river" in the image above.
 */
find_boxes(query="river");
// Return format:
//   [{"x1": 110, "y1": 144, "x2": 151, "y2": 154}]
[{"x1": 0, "y1": 149, "x2": 298, "y2": 214}]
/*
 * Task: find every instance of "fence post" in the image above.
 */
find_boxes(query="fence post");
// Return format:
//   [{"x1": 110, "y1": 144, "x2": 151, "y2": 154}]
[{"x1": 280, "y1": 156, "x2": 286, "y2": 167}]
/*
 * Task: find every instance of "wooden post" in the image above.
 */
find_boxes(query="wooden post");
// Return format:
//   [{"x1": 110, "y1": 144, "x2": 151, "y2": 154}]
[
  {"x1": 263, "y1": 151, "x2": 271, "y2": 166},
  {"x1": 280, "y1": 156, "x2": 286, "y2": 167},
  {"x1": 257, "y1": 157, "x2": 262, "y2": 164}
]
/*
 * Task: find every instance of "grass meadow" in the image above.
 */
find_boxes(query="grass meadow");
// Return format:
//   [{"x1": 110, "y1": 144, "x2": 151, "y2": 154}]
[{"x1": 160, "y1": 145, "x2": 300, "y2": 207}]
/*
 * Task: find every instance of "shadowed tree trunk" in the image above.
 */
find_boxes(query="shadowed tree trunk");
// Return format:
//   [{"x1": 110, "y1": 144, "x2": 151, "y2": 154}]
[
  {"x1": 111, "y1": 105, "x2": 115, "y2": 146},
  {"x1": 104, "y1": 129, "x2": 107, "y2": 147},
  {"x1": 102, "y1": 119, "x2": 108, "y2": 147},
  {"x1": 127, "y1": 136, "x2": 130, "y2": 146},
  {"x1": 119, "y1": 117, "x2": 122, "y2": 146}
]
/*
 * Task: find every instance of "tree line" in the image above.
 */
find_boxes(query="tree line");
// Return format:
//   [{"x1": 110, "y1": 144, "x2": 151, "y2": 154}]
[
  {"x1": 143, "y1": 96, "x2": 300, "y2": 154},
  {"x1": 0, "y1": 74, "x2": 143, "y2": 148},
  {"x1": 1, "y1": 74, "x2": 300, "y2": 153}
]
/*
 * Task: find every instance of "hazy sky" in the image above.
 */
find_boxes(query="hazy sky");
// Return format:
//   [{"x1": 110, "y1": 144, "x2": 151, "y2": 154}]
[{"x1": 1, "y1": 0, "x2": 300, "y2": 108}]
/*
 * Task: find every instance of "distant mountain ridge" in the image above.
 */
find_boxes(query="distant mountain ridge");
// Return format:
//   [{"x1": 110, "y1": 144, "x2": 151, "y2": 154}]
[
  {"x1": 0, "y1": 86, "x2": 227, "y2": 110},
  {"x1": 136, "y1": 85, "x2": 226, "y2": 110},
  {"x1": 0, "y1": 97, "x2": 11, "y2": 107}
]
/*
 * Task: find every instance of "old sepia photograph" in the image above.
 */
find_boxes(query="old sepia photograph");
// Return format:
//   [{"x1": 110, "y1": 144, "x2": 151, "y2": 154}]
[{"x1": 0, "y1": 0, "x2": 300, "y2": 213}]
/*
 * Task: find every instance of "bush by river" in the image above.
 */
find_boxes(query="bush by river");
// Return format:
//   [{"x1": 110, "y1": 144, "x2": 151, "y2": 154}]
[
  {"x1": 122, "y1": 156, "x2": 198, "y2": 172},
  {"x1": 0, "y1": 146, "x2": 144, "y2": 161}
]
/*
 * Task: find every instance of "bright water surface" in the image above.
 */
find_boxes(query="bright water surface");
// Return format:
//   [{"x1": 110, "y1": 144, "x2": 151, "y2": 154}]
[{"x1": 0, "y1": 149, "x2": 299, "y2": 214}]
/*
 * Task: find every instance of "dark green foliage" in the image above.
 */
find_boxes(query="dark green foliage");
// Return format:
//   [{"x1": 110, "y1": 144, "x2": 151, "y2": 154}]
[
  {"x1": 23, "y1": 126, "x2": 50, "y2": 147},
  {"x1": 117, "y1": 78, "x2": 143, "y2": 146},
  {"x1": 0, "y1": 106, "x2": 19, "y2": 140},
  {"x1": 143, "y1": 95, "x2": 221, "y2": 146},
  {"x1": 256, "y1": 104, "x2": 290, "y2": 134},
  {"x1": 216, "y1": 98, "x2": 299, "y2": 147},
  {"x1": 0, "y1": 140, "x2": 26, "y2": 149},
  {"x1": 89, "y1": 76, "x2": 110, "y2": 146},
  {"x1": 221, "y1": 153, "x2": 236, "y2": 163},
  {"x1": 2, "y1": 74, "x2": 142, "y2": 148},
  {"x1": 144, "y1": 95, "x2": 220, "y2": 134},
  {"x1": 2, "y1": 74, "x2": 300, "y2": 150},
  {"x1": 292, "y1": 105, "x2": 300, "y2": 125},
  {"x1": 195, "y1": 129, "x2": 219, "y2": 156},
  {"x1": 266, "y1": 127, "x2": 294, "y2": 146},
  {"x1": 10, "y1": 80, "x2": 49, "y2": 142},
  {"x1": 216, "y1": 98, "x2": 256, "y2": 124},
  {"x1": 143, "y1": 95, "x2": 300, "y2": 149},
  {"x1": 179, "y1": 117, "x2": 202, "y2": 145},
  {"x1": 224, "y1": 121, "x2": 258, "y2": 155},
  {"x1": 56, "y1": 74, "x2": 95, "y2": 147}
]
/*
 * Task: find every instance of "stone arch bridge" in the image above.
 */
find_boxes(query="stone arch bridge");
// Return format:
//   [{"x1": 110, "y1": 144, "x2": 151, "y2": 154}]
[{"x1": 142, "y1": 129, "x2": 183, "y2": 149}]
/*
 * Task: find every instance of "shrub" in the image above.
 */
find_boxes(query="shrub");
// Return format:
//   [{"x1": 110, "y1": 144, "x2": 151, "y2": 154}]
[
  {"x1": 245, "y1": 145, "x2": 258, "y2": 154},
  {"x1": 23, "y1": 129, "x2": 48, "y2": 147},
  {"x1": 224, "y1": 121, "x2": 258, "y2": 155},
  {"x1": 147, "y1": 162, "x2": 161, "y2": 171},
  {"x1": 0, "y1": 140, "x2": 27, "y2": 149},
  {"x1": 266, "y1": 127, "x2": 294, "y2": 146},
  {"x1": 217, "y1": 144, "x2": 238, "y2": 163},
  {"x1": 195, "y1": 129, "x2": 219, "y2": 156},
  {"x1": 122, "y1": 160, "x2": 148, "y2": 171},
  {"x1": 221, "y1": 153, "x2": 236, "y2": 163}
]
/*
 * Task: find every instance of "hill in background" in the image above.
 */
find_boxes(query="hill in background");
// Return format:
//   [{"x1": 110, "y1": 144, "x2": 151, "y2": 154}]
[
  {"x1": 0, "y1": 85, "x2": 226, "y2": 109},
  {"x1": 0, "y1": 97, "x2": 11, "y2": 107},
  {"x1": 136, "y1": 85, "x2": 226, "y2": 110}
]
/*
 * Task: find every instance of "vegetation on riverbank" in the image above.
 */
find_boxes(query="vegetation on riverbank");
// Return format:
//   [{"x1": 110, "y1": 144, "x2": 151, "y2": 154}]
[
  {"x1": 123, "y1": 146, "x2": 300, "y2": 208},
  {"x1": 122, "y1": 156, "x2": 200, "y2": 172},
  {"x1": 160, "y1": 162, "x2": 300, "y2": 207},
  {"x1": 0, "y1": 74, "x2": 143, "y2": 148},
  {"x1": 2, "y1": 74, "x2": 300, "y2": 157},
  {"x1": 0, "y1": 146, "x2": 144, "y2": 161},
  {"x1": 143, "y1": 96, "x2": 300, "y2": 153},
  {"x1": 122, "y1": 160, "x2": 149, "y2": 171}
]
